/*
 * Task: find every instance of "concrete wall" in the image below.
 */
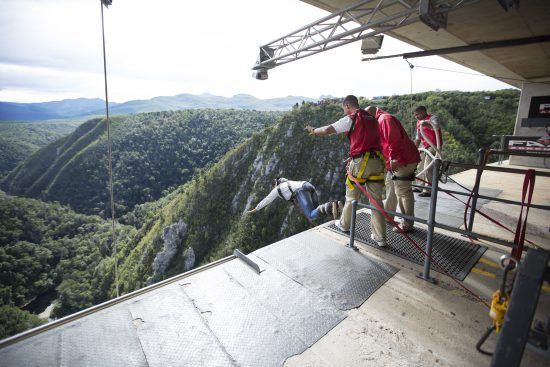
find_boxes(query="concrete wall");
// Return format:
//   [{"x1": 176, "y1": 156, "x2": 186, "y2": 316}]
[{"x1": 510, "y1": 82, "x2": 550, "y2": 168}]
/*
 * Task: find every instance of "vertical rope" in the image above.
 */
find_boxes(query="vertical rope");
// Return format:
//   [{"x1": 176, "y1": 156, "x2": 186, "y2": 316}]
[
  {"x1": 100, "y1": 0, "x2": 119, "y2": 298},
  {"x1": 407, "y1": 59, "x2": 415, "y2": 137}
]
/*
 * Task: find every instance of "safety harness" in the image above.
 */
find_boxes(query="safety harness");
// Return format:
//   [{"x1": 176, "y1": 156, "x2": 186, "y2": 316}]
[
  {"x1": 276, "y1": 181, "x2": 313, "y2": 223},
  {"x1": 345, "y1": 151, "x2": 386, "y2": 189},
  {"x1": 345, "y1": 110, "x2": 386, "y2": 190},
  {"x1": 391, "y1": 171, "x2": 416, "y2": 181},
  {"x1": 277, "y1": 181, "x2": 295, "y2": 202}
]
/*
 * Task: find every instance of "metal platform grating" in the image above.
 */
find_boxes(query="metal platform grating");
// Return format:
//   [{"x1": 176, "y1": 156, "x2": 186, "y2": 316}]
[
  {"x1": 254, "y1": 231, "x2": 399, "y2": 310},
  {"x1": 326, "y1": 212, "x2": 487, "y2": 280}
]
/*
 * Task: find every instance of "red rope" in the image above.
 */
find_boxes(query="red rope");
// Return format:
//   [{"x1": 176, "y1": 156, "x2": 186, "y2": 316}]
[
  {"x1": 346, "y1": 169, "x2": 491, "y2": 309},
  {"x1": 417, "y1": 173, "x2": 478, "y2": 246},
  {"x1": 511, "y1": 169, "x2": 536, "y2": 260},
  {"x1": 416, "y1": 176, "x2": 539, "y2": 247}
]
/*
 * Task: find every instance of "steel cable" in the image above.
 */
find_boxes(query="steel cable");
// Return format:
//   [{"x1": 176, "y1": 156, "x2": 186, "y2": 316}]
[{"x1": 100, "y1": 0, "x2": 119, "y2": 297}]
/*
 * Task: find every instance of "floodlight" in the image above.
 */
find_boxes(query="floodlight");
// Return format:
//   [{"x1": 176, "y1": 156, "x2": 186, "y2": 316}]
[
  {"x1": 252, "y1": 47, "x2": 274, "y2": 80},
  {"x1": 361, "y1": 35, "x2": 384, "y2": 55},
  {"x1": 252, "y1": 69, "x2": 269, "y2": 80}
]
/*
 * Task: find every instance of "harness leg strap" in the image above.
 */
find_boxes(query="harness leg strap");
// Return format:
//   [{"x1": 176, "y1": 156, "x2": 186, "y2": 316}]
[{"x1": 347, "y1": 151, "x2": 386, "y2": 190}]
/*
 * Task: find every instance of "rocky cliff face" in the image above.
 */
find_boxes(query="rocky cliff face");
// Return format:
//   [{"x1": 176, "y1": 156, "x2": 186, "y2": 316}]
[
  {"x1": 105, "y1": 90, "x2": 521, "y2": 294},
  {"x1": 147, "y1": 220, "x2": 190, "y2": 285},
  {"x1": 115, "y1": 103, "x2": 349, "y2": 292}
]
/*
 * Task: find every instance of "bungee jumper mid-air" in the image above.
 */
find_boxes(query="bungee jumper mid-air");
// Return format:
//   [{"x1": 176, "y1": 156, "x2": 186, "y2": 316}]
[{"x1": 247, "y1": 177, "x2": 343, "y2": 221}]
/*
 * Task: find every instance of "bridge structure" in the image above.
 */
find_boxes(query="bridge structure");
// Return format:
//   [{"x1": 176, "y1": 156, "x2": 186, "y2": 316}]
[
  {"x1": 255, "y1": 0, "x2": 550, "y2": 167},
  {"x1": 1, "y1": 1, "x2": 549, "y2": 366}
]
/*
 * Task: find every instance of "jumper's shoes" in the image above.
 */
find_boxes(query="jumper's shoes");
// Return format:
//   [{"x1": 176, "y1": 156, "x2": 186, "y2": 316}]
[
  {"x1": 371, "y1": 233, "x2": 387, "y2": 247},
  {"x1": 332, "y1": 201, "x2": 343, "y2": 220},
  {"x1": 418, "y1": 192, "x2": 431, "y2": 197},
  {"x1": 317, "y1": 202, "x2": 332, "y2": 216}
]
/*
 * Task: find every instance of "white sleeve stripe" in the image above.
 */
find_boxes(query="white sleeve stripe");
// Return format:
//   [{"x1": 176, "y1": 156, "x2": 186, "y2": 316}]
[{"x1": 331, "y1": 116, "x2": 353, "y2": 134}]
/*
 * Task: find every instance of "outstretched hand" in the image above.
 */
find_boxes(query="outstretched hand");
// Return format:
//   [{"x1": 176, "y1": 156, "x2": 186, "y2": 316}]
[
  {"x1": 246, "y1": 208, "x2": 257, "y2": 214},
  {"x1": 304, "y1": 125, "x2": 315, "y2": 135}
]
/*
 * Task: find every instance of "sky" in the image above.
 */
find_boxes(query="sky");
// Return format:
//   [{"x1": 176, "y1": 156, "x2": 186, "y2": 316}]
[{"x1": 0, "y1": 0, "x2": 513, "y2": 103}]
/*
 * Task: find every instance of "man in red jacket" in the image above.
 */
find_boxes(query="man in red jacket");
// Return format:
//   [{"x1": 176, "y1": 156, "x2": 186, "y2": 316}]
[
  {"x1": 367, "y1": 106, "x2": 420, "y2": 233},
  {"x1": 305, "y1": 95, "x2": 387, "y2": 247},
  {"x1": 414, "y1": 106, "x2": 443, "y2": 196}
]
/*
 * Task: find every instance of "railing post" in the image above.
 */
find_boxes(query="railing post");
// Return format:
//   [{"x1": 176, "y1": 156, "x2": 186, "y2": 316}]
[
  {"x1": 347, "y1": 200, "x2": 359, "y2": 251},
  {"x1": 467, "y1": 148, "x2": 487, "y2": 234},
  {"x1": 419, "y1": 158, "x2": 440, "y2": 283},
  {"x1": 498, "y1": 135, "x2": 505, "y2": 165}
]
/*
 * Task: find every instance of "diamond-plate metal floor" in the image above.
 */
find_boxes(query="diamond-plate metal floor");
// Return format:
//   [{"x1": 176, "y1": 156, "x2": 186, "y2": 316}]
[
  {"x1": 254, "y1": 231, "x2": 399, "y2": 310},
  {"x1": 0, "y1": 230, "x2": 398, "y2": 367},
  {"x1": 326, "y1": 212, "x2": 487, "y2": 280}
]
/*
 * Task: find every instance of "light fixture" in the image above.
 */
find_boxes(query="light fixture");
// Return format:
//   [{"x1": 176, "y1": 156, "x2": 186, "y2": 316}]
[
  {"x1": 252, "y1": 47, "x2": 274, "y2": 80},
  {"x1": 361, "y1": 35, "x2": 384, "y2": 55}
]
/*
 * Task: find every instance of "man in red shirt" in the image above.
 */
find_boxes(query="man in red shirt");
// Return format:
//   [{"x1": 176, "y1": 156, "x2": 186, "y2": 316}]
[
  {"x1": 305, "y1": 95, "x2": 387, "y2": 247},
  {"x1": 414, "y1": 106, "x2": 443, "y2": 196},
  {"x1": 367, "y1": 106, "x2": 420, "y2": 232}
]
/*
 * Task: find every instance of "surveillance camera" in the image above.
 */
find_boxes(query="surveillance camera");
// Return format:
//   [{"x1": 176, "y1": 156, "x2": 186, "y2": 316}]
[{"x1": 252, "y1": 69, "x2": 268, "y2": 80}]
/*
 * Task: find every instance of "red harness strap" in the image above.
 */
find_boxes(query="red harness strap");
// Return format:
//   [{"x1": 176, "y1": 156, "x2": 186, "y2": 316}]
[
  {"x1": 511, "y1": 169, "x2": 536, "y2": 260},
  {"x1": 346, "y1": 168, "x2": 491, "y2": 309}
]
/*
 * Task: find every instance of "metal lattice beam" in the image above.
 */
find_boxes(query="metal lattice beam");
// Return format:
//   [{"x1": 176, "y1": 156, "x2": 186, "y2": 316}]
[{"x1": 253, "y1": 0, "x2": 475, "y2": 73}]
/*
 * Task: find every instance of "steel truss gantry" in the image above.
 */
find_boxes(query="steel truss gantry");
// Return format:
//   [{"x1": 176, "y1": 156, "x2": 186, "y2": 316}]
[{"x1": 253, "y1": 0, "x2": 475, "y2": 75}]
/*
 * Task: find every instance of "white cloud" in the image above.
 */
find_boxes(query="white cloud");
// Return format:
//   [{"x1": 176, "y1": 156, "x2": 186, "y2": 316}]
[{"x1": 0, "y1": 0, "x2": 512, "y2": 103}]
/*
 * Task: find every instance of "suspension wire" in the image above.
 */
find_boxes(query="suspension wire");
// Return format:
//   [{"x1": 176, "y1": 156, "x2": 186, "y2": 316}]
[
  {"x1": 100, "y1": 0, "x2": 119, "y2": 298},
  {"x1": 406, "y1": 59, "x2": 415, "y2": 137},
  {"x1": 413, "y1": 64, "x2": 550, "y2": 85}
]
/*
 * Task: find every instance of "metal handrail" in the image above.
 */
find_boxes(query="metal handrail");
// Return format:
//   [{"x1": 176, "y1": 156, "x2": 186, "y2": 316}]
[
  {"x1": 434, "y1": 187, "x2": 550, "y2": 211},
  {"x1": 354, "y1": 203, "x2": 516, "y2": 249},
  {"x1": 460, "y1": 148, "x2": 548, "y2": 233},
  {"x1": 447, "y1": 162, "x2": 550, "y2": 177},
  {"x1": 488, "y1": 149, "x2": 550, "y2": 159},
  {"x1": 348, "y1": 152, "x2": 546, "y2": 280}
]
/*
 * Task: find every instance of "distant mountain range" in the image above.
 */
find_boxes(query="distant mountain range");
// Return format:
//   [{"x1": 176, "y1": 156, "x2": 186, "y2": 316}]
[{"x1": 0, "y1": 93, "x2": 315, "y2": 121}]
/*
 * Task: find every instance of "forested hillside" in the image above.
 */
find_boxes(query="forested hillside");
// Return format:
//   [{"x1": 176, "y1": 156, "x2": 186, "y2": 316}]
[
  {"x1": 0, "y1": 192, "x2": 136, "y2": 337},
  {"x1": 368, "y1": 89, "x2": 519, "y2": 164},
  {"x1": 112, "y1": 90, "x2": 519, "y2": 292},
  {"x1": 112, "y1": 102, "x2": 348, "y2": 292},
  {"x1": 0, "y1": 121, "x2": 79, "y2": 178},
  {"x1": 1, "y1": 109, "x2": 281, "y2": 216}
]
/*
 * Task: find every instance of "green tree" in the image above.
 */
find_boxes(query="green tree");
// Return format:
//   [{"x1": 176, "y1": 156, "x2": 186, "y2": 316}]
[{"x1": 0, "y1": 305, "x2": 46, "y2": 339}]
